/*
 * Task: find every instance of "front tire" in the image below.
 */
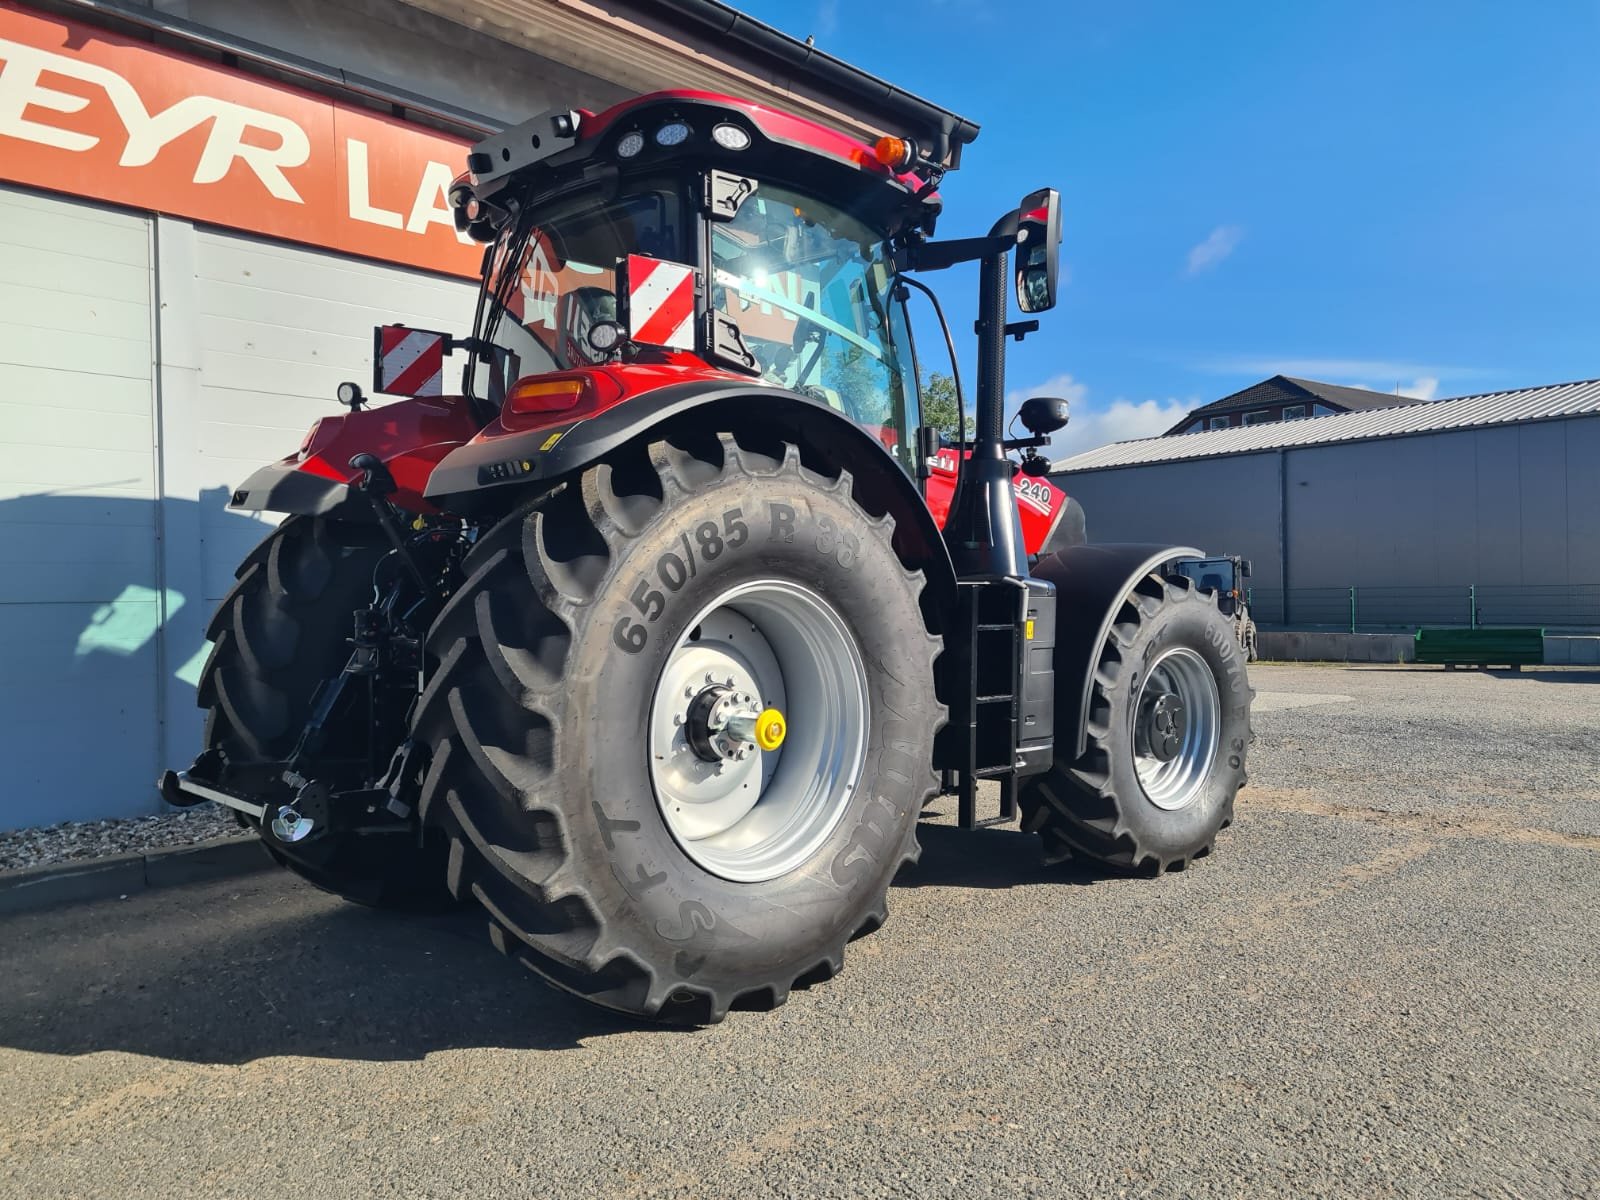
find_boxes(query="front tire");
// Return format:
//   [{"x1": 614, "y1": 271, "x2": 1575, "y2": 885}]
[
  {"x1": 1020, "y1": 571, "x2": 1251, "y2": 872},
  {"x1": 414, "y1": 431, "x2": 944, "y2": 1022}
]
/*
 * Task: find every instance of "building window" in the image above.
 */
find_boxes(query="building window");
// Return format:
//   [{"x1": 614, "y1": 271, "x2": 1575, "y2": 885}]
[
  {"x1": 1242, "y1": 409, "x2": 1274, "y2": 425},
  {"x1": 1208, "y1": 416, "x2": 1229, "y2": 430},
  {"x1": 1282, "y1": 404, "x2": 1307, "y2": 421}
]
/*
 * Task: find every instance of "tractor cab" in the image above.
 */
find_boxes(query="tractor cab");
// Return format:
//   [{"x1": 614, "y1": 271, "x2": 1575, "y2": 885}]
[{"x1": 442, "y1": 92, "x2": 939, "y2": 477}]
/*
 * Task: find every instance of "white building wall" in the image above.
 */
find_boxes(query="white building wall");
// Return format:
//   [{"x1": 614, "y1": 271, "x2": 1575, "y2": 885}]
[
  {"x1": 0, "y1": 184, "x2": 475, "y2": 830},
  {"x1": 0, "y1": 187, "x2": 161, "y2": 828}
]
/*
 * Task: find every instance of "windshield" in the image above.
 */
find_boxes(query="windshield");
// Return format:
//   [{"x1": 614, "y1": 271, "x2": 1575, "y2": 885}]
[
  {"x1": 710, "y1": 184, "x2": 917, "y2": 471},
  {"x1": 467, "y1": 175, "x2": 918, "y2": 474},
  {"x1": 469, "y1": 181, "x2": 686, "y2": 401}
]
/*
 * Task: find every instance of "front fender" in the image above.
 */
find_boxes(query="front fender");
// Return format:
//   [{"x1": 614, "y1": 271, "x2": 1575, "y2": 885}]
[{"x1": 1032, "y1": 543, "x2": 1202, "y2": 759}]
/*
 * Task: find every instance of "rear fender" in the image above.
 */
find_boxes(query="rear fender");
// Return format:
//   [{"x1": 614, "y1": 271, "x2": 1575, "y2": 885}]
[
  {"x1": 426, "y1": 381, "x2": 959, "y2": 624},
  {"x1": 1032, "y1": 543, "x2": 1202, "y2": 759},
  {"x1": 229, "y1": 395, "x2": 480, "y2": 520}
]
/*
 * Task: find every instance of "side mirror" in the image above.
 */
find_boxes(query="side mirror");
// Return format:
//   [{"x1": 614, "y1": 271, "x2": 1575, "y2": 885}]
[
  {"x1": 1239, "y1": 558, "x2": 1253, "y2": 579},
  {"x1": 1018, "y1": 396, "x2": 1070, "y2": 435},
  {"x1": 373, "y1": 325, "x2": 449, "y2": 397},
  {"x1": 1014, "y1": 188, "x2": 1061, "y2": 314}
]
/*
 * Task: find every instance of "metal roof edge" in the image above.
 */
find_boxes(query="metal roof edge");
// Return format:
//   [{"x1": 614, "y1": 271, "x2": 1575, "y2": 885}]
[
  {"x1": 1051, "y1": 377, "x2": 1600, "y2": 474},
  {"x1": 1053, "y1": 410, "x2": 1600, "y2": 476}
]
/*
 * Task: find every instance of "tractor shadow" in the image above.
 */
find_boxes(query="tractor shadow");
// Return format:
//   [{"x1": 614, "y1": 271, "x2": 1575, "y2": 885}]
[
  {"x1": 0, "y1": 823, "x2": 1113, "y2": 1066},
  {"x1": 898, "y1": 819, "x2": 1106, "y2": 890},
  {"x1": 0, "y1": 870, "x2": 662, "y2": 1065}
]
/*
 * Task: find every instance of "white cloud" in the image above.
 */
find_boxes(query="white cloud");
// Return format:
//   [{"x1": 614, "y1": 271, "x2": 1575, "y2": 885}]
[
  {"x1": 1049, "y1": 397, "x2": 1191, "y2": 462},
  {"x1": 1398, "y1": 376, "x2": 1438, "y2": 400},
  {"x1": 1005, "y1": 373, "x2": 1189, "y2": 464},
  {"x1": 1185, "y1": 225, "x2": 1244, "y2": 276}
]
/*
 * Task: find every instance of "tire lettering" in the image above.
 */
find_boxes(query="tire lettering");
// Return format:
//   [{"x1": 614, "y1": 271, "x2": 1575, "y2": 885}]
[
  {"x1": 612, "y1": 616, "x2": 648, "y2": 654},
  {"x1": 658, "y1": 551, "x2": 689, "y2": 591},
  {"x1": 768, "y1": 502, "x2": 796, "y2": 543},
  {"x1": 695, "y1": 520, "x2": 725, "y2": 561},
  {"x1": 632, "y1": 864, "x2": 668, "y2": 893},
  {"x1": 723, "y1": 507, "x2": 748, "y2": 548},
  {"x1": 836, "y1": 529, "x2": 859, "y2": 570},
  {"x1": 630, "y1": 577, "x2": 665, "y2": 622},
  {"x1": 656, "y1": 899, "x2": 716, "y2": 942},
  {"x1": 816, "y1": 514, "x2": 837, "y2": 556},
  {"x1": 591, "y1": 801, "x2": 641, "y2": 850},
  {"x1": 831, "y1": 716, "x2": 919, "y2": 888},
  {"x1": 830, "y1": 793, "x2": 897, "y2": 888},
  {"x1": 814, "y1": 515, "x2": 859, "y2": 570}
]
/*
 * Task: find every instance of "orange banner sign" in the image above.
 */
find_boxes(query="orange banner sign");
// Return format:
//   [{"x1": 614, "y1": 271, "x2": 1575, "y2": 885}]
[{"x1": 0, "y1": 2, "x2": 480, "y2": 277}]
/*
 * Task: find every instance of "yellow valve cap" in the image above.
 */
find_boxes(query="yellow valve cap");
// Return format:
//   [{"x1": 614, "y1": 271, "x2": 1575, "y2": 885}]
[{"x1": 755, "y1": 707, "x2": 786, "y2": 751}]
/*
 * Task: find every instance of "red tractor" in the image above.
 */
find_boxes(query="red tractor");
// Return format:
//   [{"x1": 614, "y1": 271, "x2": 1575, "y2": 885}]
[{"x1": 163, "y1": 90, "x2": 1251, "y2": 1023}]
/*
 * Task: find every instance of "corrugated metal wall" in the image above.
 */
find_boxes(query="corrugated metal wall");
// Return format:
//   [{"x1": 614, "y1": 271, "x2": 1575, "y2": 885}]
[
  {"x1": 1053, "y1": 416, "x2": 1600, "y2": 628},
  {"x1": 0, "y1": 184, "x2": 475, "y2": 830}
]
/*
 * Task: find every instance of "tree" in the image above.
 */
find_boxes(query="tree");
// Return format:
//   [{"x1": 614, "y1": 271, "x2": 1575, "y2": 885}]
[{"x1": 920, "y1": 371, "x2": 966, "y2": 440}]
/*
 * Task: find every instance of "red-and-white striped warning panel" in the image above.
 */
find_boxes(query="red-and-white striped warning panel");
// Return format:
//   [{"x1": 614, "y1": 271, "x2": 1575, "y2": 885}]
[
  {"x1": 376, "y1": 325, "x2": 446, "y2": 396},
  {"x1": 625, "y1": 255, "x2": 697, "y2": 350}
]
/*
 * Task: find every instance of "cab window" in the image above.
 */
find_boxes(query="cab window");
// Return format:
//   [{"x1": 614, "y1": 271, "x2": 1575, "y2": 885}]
[{"x1": 709, "y1": 183, "x2": 917, "y2": 472}]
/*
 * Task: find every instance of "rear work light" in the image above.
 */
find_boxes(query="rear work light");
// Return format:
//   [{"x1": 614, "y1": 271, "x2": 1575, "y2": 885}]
[
  {"x1": 655, "y1": 121, "x2": 691, "y2": 147},
  {"x1": 712, "y1": 123, "x2": 751, "y2": 151},
  {"x1": 508, "y1": 377, "x2": 588, "y2": 414}
]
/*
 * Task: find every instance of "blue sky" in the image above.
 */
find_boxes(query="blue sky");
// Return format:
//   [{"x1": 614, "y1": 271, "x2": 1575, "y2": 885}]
[{"x1": 733, "y1": 0, "x2": 1600, "y2": 457}]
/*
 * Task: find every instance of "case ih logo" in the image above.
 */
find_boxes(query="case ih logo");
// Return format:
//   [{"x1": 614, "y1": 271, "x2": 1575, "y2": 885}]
[{"x1": 0, "y1": 3, "x2": 479, "y2": 278}]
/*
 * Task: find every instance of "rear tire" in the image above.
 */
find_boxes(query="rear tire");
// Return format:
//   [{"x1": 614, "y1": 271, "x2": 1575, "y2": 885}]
[
  {"x1": 198, "y1": 516, "x2": 454, "y2": 910},
  {"x1": 1020, "y1": 572, "x2": 1251, "y2": 872},
  {"x1": 413, "y1": 431, "x2": 943, "y2": 1022}
]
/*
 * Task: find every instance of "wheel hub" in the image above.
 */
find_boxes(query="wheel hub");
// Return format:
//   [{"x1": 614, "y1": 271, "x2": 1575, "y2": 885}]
[
  {"x1": 684, "y1": 684, "x2": 767, "y2": 763},
  {"x1": 1137, "y1": 691, "x2": 1188, "y2": 763}
]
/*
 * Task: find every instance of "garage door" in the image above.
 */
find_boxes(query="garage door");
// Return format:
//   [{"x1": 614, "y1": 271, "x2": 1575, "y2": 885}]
[{"x1": 0, "y1": 186, "x2": 159, "y2": 829}]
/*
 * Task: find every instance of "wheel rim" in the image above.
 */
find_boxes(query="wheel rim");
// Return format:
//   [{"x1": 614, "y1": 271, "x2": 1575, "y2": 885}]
[
  {"x1": 1132, "y1": 646, "x2": 1220, "y2": 811},
  {"x1": 647, "y1": 580, "x2": 868, "y2": 883}
]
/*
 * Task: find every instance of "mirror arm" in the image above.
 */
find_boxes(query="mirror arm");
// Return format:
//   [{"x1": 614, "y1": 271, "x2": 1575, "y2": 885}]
[{"x1": 902, "y1": 231, "x2": 1011, "y2": 272}]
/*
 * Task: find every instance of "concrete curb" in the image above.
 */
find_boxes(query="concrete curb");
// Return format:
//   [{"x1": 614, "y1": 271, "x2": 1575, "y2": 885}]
[{"x1": 0, "y1": 836, "x2": 271, "y2": 916}]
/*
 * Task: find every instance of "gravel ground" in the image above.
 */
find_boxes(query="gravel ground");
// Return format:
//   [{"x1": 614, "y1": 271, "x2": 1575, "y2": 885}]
[
  {"x1": 1, "y1": 664, "x2": 1596, "y2": 1199},
  {"x1": 0, "y1": 806, "x2": 244, "y2": 871}
]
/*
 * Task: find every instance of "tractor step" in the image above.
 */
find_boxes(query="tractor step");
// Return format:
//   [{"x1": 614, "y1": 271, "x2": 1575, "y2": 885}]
[{"x1": 947, "y1": 576, "x2": 1057, "y2": 830}]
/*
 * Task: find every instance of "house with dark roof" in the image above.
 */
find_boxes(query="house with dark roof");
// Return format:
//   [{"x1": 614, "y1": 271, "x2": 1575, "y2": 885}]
[{"x1": 1165, "y1": 375, "x2": 1431, "y2": 435}]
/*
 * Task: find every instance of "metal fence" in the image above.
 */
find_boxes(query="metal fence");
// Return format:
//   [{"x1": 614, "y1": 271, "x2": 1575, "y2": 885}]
[{"x1": 1247, "y1": 584, "x2": 1600, "y2": 632}]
